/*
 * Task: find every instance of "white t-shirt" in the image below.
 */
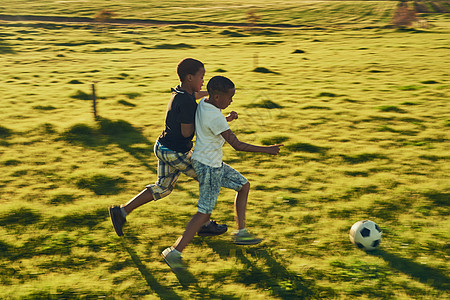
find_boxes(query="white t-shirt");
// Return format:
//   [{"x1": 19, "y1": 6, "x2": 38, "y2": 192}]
[{"x1": 192, "y1": 98, "x2": 230, "y2": 167}]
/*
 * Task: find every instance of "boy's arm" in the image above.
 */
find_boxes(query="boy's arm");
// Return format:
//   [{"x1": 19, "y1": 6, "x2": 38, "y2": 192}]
[
  {"x1": 181, "y1": 123, "x2": 195, "y2": 137},
  {"x1": 221, "y1": 129, "x2": 282, "y2": 155},
  {"x1": 195, "y1": 91, "x2": 208, "y2": 99}
]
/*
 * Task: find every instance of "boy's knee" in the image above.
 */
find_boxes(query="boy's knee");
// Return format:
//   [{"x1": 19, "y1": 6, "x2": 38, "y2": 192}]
[
  {"x1": 147, "y1": 185, "x2": 173, "y2": 200},
  {"x1": 240, "y1": 181, "x2": 250, "y2": 192}
]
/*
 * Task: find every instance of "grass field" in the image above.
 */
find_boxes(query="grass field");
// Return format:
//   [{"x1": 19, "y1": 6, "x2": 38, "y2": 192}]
[
  {"x1": 0, "y1": 1, "x2": 449, "y2": 299},
  {"x1": 0, "y1": 0, "x2": 398, "y2": 28}
]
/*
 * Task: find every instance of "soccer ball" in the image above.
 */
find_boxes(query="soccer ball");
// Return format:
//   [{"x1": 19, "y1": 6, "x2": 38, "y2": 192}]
[{"x1": 349, "y1": 220, "x2": 382, "y2": 251}]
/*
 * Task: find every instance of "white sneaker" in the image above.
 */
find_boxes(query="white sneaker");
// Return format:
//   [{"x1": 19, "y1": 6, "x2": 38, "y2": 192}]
[
  {"x1": 232, "y1": 229, "x2": 262, "y2": 245},
  {"x1": 161, "y1": 247, "x2": 186, "y2": 272}
]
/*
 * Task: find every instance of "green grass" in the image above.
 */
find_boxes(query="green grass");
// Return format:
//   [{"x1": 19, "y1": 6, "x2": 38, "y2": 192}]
[
  {"x1": 0, "y1": 2, "x2": 449, "y2": 299},
  {"x1": 0, "y1": 0, "x2": 398, "y2": 28}
]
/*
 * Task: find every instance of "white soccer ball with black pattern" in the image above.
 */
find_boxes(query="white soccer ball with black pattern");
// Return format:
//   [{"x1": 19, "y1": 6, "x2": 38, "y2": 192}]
[{"x1": 349, "y1": 220, "x2": 382, "y2": 251}]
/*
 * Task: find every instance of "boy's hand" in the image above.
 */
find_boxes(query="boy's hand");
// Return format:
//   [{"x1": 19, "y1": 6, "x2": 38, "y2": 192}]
[
  {"x1": 226, "y1": 111, "x2": 238, "y2": 122},
  {"x1": 266, "y1": 144, "x2": 284, "y2": 155},
  {"x1": 195, "y1": 91, "x2": 208, "y2": 99}
]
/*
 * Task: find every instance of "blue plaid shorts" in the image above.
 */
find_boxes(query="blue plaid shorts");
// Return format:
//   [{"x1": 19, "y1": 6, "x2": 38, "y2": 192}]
[
  {"x1": 192, "y1": 160, "x2": 248, "y2": 214},
  {"x1": 146, "y1": 141, "x2": 197, "y2": 200}
]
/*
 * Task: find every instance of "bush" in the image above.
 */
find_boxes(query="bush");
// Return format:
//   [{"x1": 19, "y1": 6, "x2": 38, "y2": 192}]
[
  {"x1": 392, "y1": 3, "x2": 418, "y2": 27},
  {"x1": 94, "y1": 9, "x2": 116, "y2": 23}
]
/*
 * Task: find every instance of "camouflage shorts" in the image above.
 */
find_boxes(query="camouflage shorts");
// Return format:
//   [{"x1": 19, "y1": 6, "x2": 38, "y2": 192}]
[{"x1": 192, "y1": 160, "x2": 248, "y2": 214}]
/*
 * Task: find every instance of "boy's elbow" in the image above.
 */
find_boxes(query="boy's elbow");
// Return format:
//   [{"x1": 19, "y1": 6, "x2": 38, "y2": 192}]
[
  {"x1": 181, "y1": 124, "x2": 195, "y2": 138},
  {"x1": 232, "y1": 142, "x2": 245, "y2": 152},
  {"x1": 181, "y1": 127, "x2": 194, "y2": 138},
  {"x1": 232, "y1": 145, "x2": 242, "y2": 151},
  {"x1": 182, "y1": 131, "x2": 193, "y2": 138}
]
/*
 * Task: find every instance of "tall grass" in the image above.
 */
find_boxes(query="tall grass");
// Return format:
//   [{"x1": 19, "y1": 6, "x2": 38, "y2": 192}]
[{"x1": 0, "y1": 2, "x2": 449, "y2": 299}]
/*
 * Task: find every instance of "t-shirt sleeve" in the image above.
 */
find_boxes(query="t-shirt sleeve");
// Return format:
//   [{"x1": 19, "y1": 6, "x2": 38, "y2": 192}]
[
  {"x1": 209, "y1": 114, "x2": 230, "y2": 135},
  {"x1": 179, "y1": 97, "x2": 196, "y2": 124}
]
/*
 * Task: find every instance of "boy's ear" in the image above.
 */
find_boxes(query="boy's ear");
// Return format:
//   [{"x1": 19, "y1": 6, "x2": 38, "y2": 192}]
[{"x1": 186, "y1": 74, "x2": 193, "y2": 82}]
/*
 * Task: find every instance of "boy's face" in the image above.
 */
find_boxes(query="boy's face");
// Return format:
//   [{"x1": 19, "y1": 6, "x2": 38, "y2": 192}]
[
  {"x1": 214, "y1": 88, "x2": 235, "y2": 109},
  {"x1": 188, "y1": 67, "x2": 205, "y2": 93}
]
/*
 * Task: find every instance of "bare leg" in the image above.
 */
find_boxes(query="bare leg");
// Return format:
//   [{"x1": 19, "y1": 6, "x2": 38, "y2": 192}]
[
  {"x1": 174, "y1": 212, "x2": 211, "y2": 252},
  {"x1": 122, "y1": 188, "x2": 154, "y2": 215},
  {"x1": 235, "y1": 182, "x2": 250, "y2": 230}
]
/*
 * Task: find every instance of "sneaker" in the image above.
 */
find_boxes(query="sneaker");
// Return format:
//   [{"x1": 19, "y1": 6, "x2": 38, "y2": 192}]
[
  {"x1": 162, "y1": 247, "x2": 186, "y2": 272},
  {"x1": 197, "y1": 220, "x2": 228, "y2": 237},
  {"x1": 108, "y1": 206, "x2": 126, "y2": 237},
  {"x1": 232, "y1": 229, "x2": 262, "y2": 245}
]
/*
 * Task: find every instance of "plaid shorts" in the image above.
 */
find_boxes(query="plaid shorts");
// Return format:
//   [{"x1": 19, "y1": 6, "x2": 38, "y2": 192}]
[
  {"x1": 146, "y1": 141, "x2": 197, "y2": 200},
  {"x1": 192, "y1": 160, "x2": 248, "y2": 214}
]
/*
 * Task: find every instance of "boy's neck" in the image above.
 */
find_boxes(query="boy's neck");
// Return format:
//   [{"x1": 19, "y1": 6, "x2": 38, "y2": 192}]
[
  {"x1": 205, "y1": 97, "x2": 219, "y2": 108},
  {"x1": 180, "y1": 82, "x2": 194, "y2": 95}
]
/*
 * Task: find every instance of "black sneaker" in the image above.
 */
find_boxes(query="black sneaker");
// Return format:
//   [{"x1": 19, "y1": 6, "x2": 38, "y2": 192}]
[
  {"x1": 197, "y1": 220, "x2": 228, "y2": 237},
  {"x1": 109, "y1": 206, "x2": 126, "y2": 237}
]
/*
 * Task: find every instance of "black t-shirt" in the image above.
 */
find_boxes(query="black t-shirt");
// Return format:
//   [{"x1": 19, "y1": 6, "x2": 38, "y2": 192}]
[{"x1": 158, "y1": 86, "x2": 197, "y2": 153}]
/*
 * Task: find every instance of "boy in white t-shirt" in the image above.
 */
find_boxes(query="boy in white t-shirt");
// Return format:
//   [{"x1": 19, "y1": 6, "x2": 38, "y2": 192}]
[{"x1": 162, "y1": 76, "x2": 283, "y2": 272}]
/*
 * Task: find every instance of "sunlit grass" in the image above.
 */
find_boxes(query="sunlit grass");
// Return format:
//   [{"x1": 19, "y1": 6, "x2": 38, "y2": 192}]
[{"x1": 0, "y1": 3, "x2": 449, "y2": 299}]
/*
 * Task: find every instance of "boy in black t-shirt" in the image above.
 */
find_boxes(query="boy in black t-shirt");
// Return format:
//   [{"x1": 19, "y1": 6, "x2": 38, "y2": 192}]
[{"x1": 109, "y1": 58, "x2": 227, "y2": 237}]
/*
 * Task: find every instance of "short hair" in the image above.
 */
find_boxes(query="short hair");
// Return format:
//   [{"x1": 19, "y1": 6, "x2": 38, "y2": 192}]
[
  {"x1": 177, "y1": 58, "x2": 204, "y2": 82},
  {"x1": 207, "y1": 76, "x2": 235, "y2": 96}
]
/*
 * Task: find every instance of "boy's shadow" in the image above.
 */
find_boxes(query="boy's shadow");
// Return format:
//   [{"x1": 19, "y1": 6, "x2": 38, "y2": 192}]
[
  {"x1": 61, "y1": 118, "x2": 198, "y2": 196},
  {"x1": 202, "y1": 239, "x2": 327, "y2": 299},
  {"x1": 97, "y1": 118, "x2": 156, "y2": 172},
  {"x1": 120, "y1": 238, "x2": 194, "y2": 299},
  {"x1": 121, "y1": 237, "x2": 240, "y2": 299},
  {"x1": 368, "y1": 249, "x2": 450, "y2": 291},
  {"x1": 61, "y1": 117, "x2": 157, "y2": 173}
]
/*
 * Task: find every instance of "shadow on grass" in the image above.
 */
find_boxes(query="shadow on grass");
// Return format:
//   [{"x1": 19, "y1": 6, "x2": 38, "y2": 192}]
[
  {"x1": 62, "y1": 118, "x2": 201, "y2": 198},
  {"x1": 204, "y1": 239, "x2": 334, "y2": 299},
  {"x1": 61, "y1": 118, "x2": 156, "y2": 173},
  {"x1": 49, "y1": 207, "x2": 107, "y2": 230},
  {"x1": 122, "y1": 237, "x2": 242, "y2": 299},
  {"x1": 0, "y1": 125, "x2": 13, "y2": 138},
  {"x1": 340, "y1": 153, "x2": 389, "y2": 164},
  {"x1": 286, "y1": 142, "x2": 329, "y2": 154},
  {"x1": 0, "y1": 207, "x2": 42, "y2": 227},
  {"x1": 368, "y1": 249, "x2": 450, "y2": 291},
  {"x1": 75, "y1": 173, "x2": 127, "y2": 195},
  {"x1": 0, "y1": 39, "x2": 15, "y2": 54},
  {"x1": 98, "y1": 118, "x2": 153, "y2": 167},
  {"x1": 121, "y1": 238, "x2": 184, "y2": 299},
  {"x1": 423, "y1": 191, "x2": 449, "y2": 207}
]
